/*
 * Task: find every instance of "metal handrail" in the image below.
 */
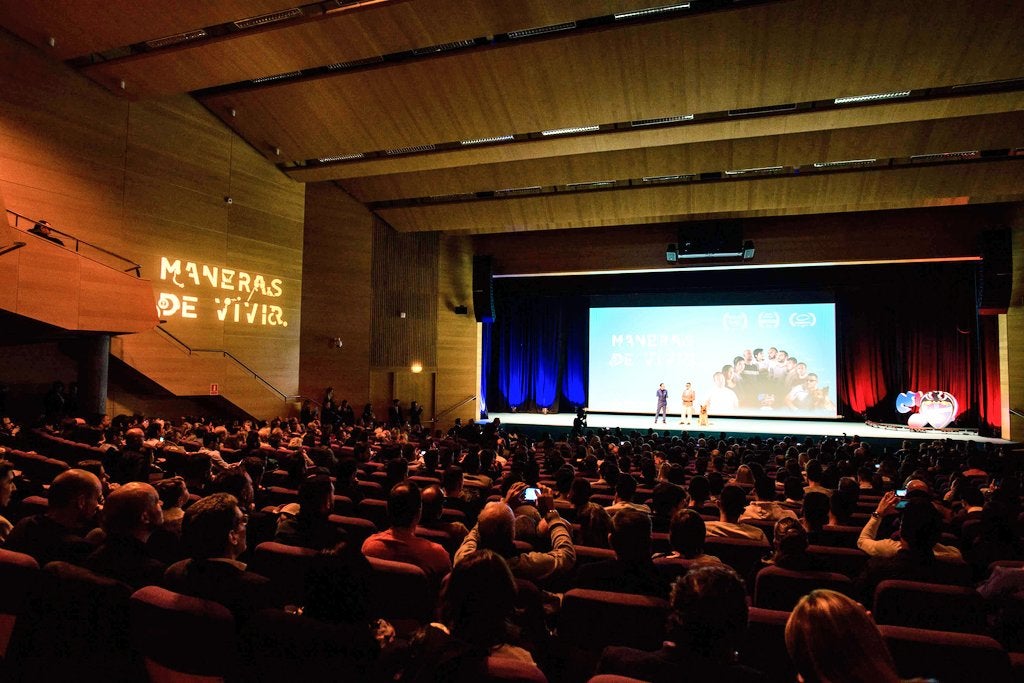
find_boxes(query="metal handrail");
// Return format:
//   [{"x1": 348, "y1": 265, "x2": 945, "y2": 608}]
[
  {"x1": 0, "y1": 241, "x2": 26, "y2": 256},
  {"x1": 432, "y1": 394, "x2": 477, "y2": 422},
  {"x1": 6, "y1": 209, "x2": 143, "y2": 276},
  {"x1": 1009, "y1": 409, "x2": 1024, "y2": 419},
  {"x1": 154, "y1": 325, "x2": 291, "y2": 402}
]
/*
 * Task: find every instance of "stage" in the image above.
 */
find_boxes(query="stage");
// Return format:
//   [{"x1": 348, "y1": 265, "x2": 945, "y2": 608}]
[{"x1": 482, "y1": 412, "x2": 1012, "y2": 445}]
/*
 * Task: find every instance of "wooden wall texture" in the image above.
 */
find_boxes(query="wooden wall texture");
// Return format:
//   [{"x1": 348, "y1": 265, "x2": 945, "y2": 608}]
[{"x1": 0, "y1": 30, "x2": 305, "y2": 418}]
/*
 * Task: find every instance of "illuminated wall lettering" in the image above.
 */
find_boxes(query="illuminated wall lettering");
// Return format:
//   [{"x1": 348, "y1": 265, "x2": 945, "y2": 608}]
[{"x1": 157, "y1": 257, "x2": 288, "y2": 327}]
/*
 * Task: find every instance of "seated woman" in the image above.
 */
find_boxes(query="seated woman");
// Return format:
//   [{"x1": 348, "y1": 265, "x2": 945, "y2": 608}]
[
  {"x1": 400, "y1": 550, "x2": 537, "y2": 682},
  {"x1": 577, "y1": 502, "x2": 612, "y2": 548},
  {"x1": 785, "y1": 589, "x2": 924, "y2": 683}
]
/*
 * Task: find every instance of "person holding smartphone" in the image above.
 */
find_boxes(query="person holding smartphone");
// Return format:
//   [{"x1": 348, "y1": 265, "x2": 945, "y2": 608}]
[
  {"x1": 453, "y1": 482, "x2": 576, "y2": 586},
  {"x1": 856, "y1": 488, "x2": 961, "y2": 560}
]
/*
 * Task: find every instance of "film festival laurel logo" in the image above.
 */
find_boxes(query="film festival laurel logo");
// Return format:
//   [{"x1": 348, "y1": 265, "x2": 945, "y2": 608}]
[{"x1": 156, "y1": 257, "x2": 288, "y2": 328}]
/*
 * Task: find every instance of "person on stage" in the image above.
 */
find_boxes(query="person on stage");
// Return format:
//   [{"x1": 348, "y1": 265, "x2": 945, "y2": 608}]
[
  {"x1": 655, "y1": 383, "x2": 668, "y2": 424},
  {"x1": 680, "y1": 382, "x2": 696, "y2": 425}
]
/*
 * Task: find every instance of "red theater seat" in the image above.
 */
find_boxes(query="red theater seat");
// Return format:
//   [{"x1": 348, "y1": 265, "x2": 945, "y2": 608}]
[
  {"x1": 485, "y1": 656, "x2": 549, "y2": 682},
  {"x1": 754, "y1": 566, "x2": 853, "y2": 611},
  {"x1": 880, "y1": 624, "x2": 1012, "y2": 683},
  {"x1": 703, "y1": 537, "x2": 769, "y2": 584},
  {"x1": 130, "y1": 585, "x2": 238, "y2": 682},
  {"x1": 249, "y1": 542, "x2": 317, "y2": 606},
  {"x1": 0, "y1": 549, "x2": 38, "y2": 659},
  {"x1": 741, "y1": 607, "x2": 796, "y2": 683},
  {"x1": 366, "y1": 556, "x2": 435, "y2": 630},
  {"x1": 806, "y1": 544, "x2": 868, "y2": 578},
  {"x1": 559, "y1": 588, "x2": 668, "y2": 652},
  {"x1": 872, "y1": 580, "x2": 986, "y2": 634}
]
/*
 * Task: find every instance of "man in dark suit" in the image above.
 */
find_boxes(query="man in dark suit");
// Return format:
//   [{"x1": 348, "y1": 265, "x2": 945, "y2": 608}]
[
  {"x1": 163, "y1": 493, "x2": 274, "y2": 622},
  {"x1": 575, "y1": 507, "x2": 668, "y2": 598},
  {"x1": 85, "y1": 482, "x2": 166, "y2": 589},
  {"x1": 388, "y1": 399, "x2": 403, "y2": 428}
]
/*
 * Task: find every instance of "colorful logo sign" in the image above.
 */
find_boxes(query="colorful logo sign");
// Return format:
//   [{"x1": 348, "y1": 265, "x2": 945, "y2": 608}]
[{"x1": 896, "y1": 390, "x2": 958, "y2": 429}]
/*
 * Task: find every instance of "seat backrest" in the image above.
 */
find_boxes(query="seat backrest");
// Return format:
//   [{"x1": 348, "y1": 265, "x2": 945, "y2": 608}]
[
  {"x1": 328, "y1": 514, "x2": 377, "y2": 543},
  {"x1": 0, "y1": 549, "x2": 39, "y2": 658},
  {"x1": 754, "y1": 565, "x2": 852, "y2": 611},
  {"x1": 366, "y1": 556, "x2": 435, "y2": 624},
  {"x1": 249, "y1": 542, "x2": 318, "y2": 606},
  {"x1": 873, "y1": 580, "x2": 986, "y2": 634},
  {"x1": 485, "y1": 655, "x2": 549, "y2": 683},
  {"x1": 741, "y1": 607, "x2": 796, "y2": 683},
  {"x1": 357, "y1": 498, "x2": 390, "y2": 528},
  {"x1": 130, "y1": 585, "x2": 237, "y2": 680},
  {"x1": 881, "y1": 624, "x2": 1012, "y2": 683},
  {"x1": 652, "y1": 556, "x2": 698, "y2": 582},
  {"x1": 559, "y1": 588, "x2": 668, "y2": 652},
  {"x1": 806, "y1": 544, "x2": 868, "y2": 578},
  {"x1": 703, "y1": 537, "x2": 769, "y2": 585},
  {"x1": 574, "y1": 545, "x2": 616, "y2": 567}
]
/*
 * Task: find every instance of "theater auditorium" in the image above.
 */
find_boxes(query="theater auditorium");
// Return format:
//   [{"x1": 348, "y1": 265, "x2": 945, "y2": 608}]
[{"x1": 0, "y1": 1, "x2": 1022, "y2": 681}]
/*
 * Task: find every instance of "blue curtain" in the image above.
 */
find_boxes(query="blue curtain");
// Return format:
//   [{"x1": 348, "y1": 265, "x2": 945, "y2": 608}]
[
  {"x1": 480, "y1": 321, "x2": 492, "y2": 414},
  {"x1": 489, "y1": 294, "x2": 588, "y2": 411}
]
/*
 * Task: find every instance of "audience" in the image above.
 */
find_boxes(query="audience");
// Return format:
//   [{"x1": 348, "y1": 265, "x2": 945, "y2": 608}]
[{"x1": 0, "y1": 405, "x2": 1019, "y2": 682}]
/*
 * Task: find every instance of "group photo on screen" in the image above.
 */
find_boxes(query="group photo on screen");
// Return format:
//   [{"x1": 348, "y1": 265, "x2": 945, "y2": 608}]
[{"x1": 588, "y1": 303, "x2": 839, "y2": 418}]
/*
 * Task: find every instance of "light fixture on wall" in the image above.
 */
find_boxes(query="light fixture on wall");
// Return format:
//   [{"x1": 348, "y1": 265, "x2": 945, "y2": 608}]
[
  {"x1": 329, "y1": 337, "x2": 343, "y2": 348},
  {"x1": 410, "y1": 361, "x2": 423, "y2": 373}
]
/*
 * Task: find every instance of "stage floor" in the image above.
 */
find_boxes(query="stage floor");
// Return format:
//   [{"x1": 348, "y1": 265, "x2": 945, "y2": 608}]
[{"x1": 483, "y1": 412, "x2": 1012, "y2": 445}]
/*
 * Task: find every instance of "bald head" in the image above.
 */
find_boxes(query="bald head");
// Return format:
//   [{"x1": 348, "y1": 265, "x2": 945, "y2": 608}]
[
  {"x1": 103, "y1": 482, "x2": 162, "y2": 538},
  {"x1": 49, "y1": 469, "x2": 102, "y2": 510},
  {"x1": 477, "y1": 501, "x2": 515, "y2": 552}
]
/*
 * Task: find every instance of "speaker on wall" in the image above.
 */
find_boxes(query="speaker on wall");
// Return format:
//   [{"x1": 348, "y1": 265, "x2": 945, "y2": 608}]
[
  {"x1": 472, "y1": 255, "x2": 495, "y2": 323},
  {"x1": 977, "y1": 228, "x2": 1011, "y2": 315}
]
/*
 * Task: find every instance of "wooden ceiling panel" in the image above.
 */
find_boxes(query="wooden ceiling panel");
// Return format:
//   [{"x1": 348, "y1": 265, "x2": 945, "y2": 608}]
[
  {"x1": 82, "y1": 0, "x2": 660, "y2": 97},
  {"x1": 339, "y1": 111, "x2": 1024, "y2": 202},
  {"x1": 0, "y1": 0, "x2": 304, "y2": 59},
  {"x1": 373, "y1": 163, "x2": 1024, "y2": 233},
  {"x1": 199, "y1": 0, "x2": 1024, "y2": 164},
  {"x1": 287, "y1": 92, "x2": 1024, "y2": 182}
]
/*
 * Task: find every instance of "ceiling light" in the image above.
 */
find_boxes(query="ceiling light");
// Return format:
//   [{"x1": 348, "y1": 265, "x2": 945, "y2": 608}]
[
  {"x1": 541, "y1": 125, "x2": 600, "y2": 137},
  {"x1": 251, "y1": 71, "x2": 302, "y2": 85},
  {"x1": 566, "y1": 180, "x2": 616, "y2": 190},
  {"x1": 631, "y1": 114, "x2": 694, "y2": 127},
  {"x1": 460, "y1": 135, "x2": 515, "y2": 146},
  {"x1": 728, "y1": 103, "x2": 797, "y2": 117},
  {"x1": 909, "y1": 150, "x2": 981, "y2": 162},
  {"x1": 507, "y1": 22, "x2": 576, "y2": 40},
  {"x1": 317, "y1": 153, "x2": 365, "y2": 163},
  {"x1": 327, "y1": 55, "x2": 384, "y2": 70},
  {"x1": 834, "y1": 90, "x2": 911, "y2": 104},
  {"x1": 494, "y1": 186, "x2": 542, "y2": 196},
  {"x1": 812, "y1": 159, "x2": 878, "y2": 169},
  {"x1": 615, "y1": 3, "x2": 691, "y2": 20},
  {"x1": 412, "y1": 39, "x2": 478, "y2": 55},
  {"x1": 641, "y1": 174, "x2": 695, "y2": 183},
  {"x1": 724, "y1": 166, "x2": 784, "y2": 176},
  {"x1": 146, "y1": 30, "x2": 207, "y2": 49},
  {"x1": 384, "y1": 143, "x2": 437, "y2": 156},
  {"x1": 233, "y1": 8, "x2": 302, "y2": 30}
]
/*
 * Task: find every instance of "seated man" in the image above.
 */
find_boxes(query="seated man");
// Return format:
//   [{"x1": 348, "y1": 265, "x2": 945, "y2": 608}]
[
  {"x1": 596, "y1": 565, "x2": 763, "y2": 682},
  {"x1": 705, "y1": 485, "x2": 769, "y2": 545},
  {"x1": 419, "y1": 484, "x2": 469, "y2": 544},
  {"x1": 84, "y1": 482, "x2": 166, "y2": 588},
  {"x1": 163, "y1": 493, "x2": 274, "y2": 622},
  {"x1": 361, "y1": 480, "x2": 451, "y2": 584},
  {"x1": 7, "y1": 468, "x2": 102, "y2": 565},
  {"x1": 575, "y1": 508, "x2": 668, "y2": 597},
  {"x1": 454, "y1": 482, "x2": 575, "y2": 587},
  {"x1": 28, "y1": 219, "x2": 64, "y2": 246},
  {"x1": 275, "y1": 474, "x2": 346, "y2": 551},
  {"x1": 604, "y1": 473, "x2": 652, "y2": 516}
]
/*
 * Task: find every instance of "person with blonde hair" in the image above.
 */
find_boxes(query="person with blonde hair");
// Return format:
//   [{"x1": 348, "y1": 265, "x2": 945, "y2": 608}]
[{"x1": 785, "y1": 589, "x2": 931, "y2": 683}]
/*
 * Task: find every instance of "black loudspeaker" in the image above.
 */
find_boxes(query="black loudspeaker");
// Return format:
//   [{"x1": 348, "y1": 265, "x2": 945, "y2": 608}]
[
  {"x1": 977, "y1": 228, "x2": 1012, "y2": 315},
  {"x1": 472, "y1": 255, "x2": 495, "y2": 323}
]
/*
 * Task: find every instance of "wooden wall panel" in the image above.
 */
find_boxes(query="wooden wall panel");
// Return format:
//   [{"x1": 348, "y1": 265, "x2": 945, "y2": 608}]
[
  {"x1": 0, "y1": 30, "x2": 305, "y2": 418},
  {"x1": 298, "y1": 182, "x2": 373, "y2": 408},
  {"x1": 1005, "y1": 204, "x2": 1024, "y2": 441},
  {"x1": 473, "y1": 205, "x2": 1004, "y2": 277},
  {"x1": 435, "y1": 233, "x2": 478, "y2": 430},
  {"x1": 370, "y1": 218, "x2": 438, "y2": 369}
]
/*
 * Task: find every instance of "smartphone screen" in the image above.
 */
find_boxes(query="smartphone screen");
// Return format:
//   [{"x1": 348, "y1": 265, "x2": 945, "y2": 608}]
[
  {"x1": 895, "y1": 500, "x2": 909, "y2": 510},
  {"x1": 523, "y1": 487, "x2": 540, "y2": 502},
  {"x1": 895, "y1": 488, "x2": 907, "y2": 497}
]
